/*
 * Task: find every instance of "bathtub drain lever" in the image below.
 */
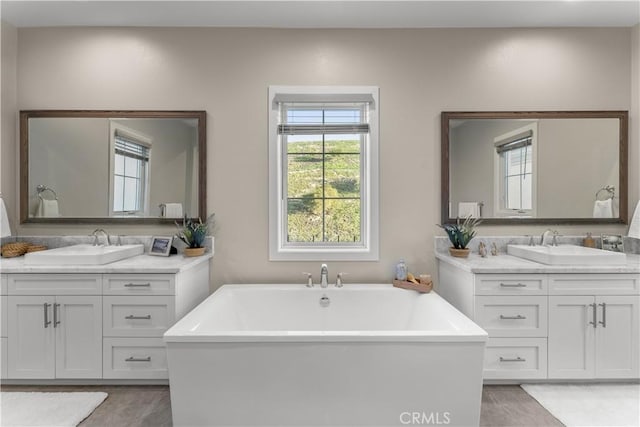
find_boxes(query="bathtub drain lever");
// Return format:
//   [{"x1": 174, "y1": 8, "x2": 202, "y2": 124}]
[{"x1": 319, "y1": 295, "x2": 330, "y2": 307}]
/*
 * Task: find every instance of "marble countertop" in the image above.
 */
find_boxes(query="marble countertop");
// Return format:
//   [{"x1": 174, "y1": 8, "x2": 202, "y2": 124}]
[
  {"x1": 0, "y1": 252, "x2": 213, "y2": 274},
  {"x1": 435, "y1": 251, "x2": 640, "y2": 274}
]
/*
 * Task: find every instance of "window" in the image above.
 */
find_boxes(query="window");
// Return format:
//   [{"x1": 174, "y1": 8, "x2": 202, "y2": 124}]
[
  {"x1": 269, "y1": 86, "x2": 379, "y2": 261},
  {"x1": 110, "y1": 124, "x2": 151, "y2": 216},
  {"x1": 494, "y1": 124, "x2": 537, "y2": 216}
]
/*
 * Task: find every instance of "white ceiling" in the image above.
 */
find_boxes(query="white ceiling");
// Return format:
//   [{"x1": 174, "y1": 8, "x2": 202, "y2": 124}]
[{"x1": 2, "y1": 1, "x2": 639, "y2": 29}]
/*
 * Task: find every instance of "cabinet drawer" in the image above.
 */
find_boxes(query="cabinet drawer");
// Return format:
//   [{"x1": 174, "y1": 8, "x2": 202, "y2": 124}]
[
  {"x1": 549, "y1": 274, "x2": 640, "y2": 295},
  {"x1": 103, "y1": 296, "x2": 175, "y2": 337},
  {"x1": 1, "y1": 295, "x2": 7, "y2": 337},
  {"x1": 103, "y1": 337, "x2": 167, "y2": 379},
  {"x1": 475, "y1": 275, "x2": 547, "y2": 295},
  {"x1": 475, "y1": 296, "x2": 547, "y2": 337},
  {"x1": 483, "y1": 337, "x2": 547, "y2": 379},
  {"x1": 1, "y1": 337, "x2": 7, "y2": 379},
  {"x1": 1, "y1": 275, "x2": 7, "y2": 295},
  {"x1": 103, "y1": 274, "x2": 175, "y2": 295},
  {"x1": 8, "y1": 274, "x2": 101, "y2": 295}
]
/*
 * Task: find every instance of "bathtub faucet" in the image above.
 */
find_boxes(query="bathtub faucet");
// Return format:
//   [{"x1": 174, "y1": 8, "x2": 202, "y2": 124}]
[{"x1": 320, "y1": 264, "x2": 329, "y2": 288}]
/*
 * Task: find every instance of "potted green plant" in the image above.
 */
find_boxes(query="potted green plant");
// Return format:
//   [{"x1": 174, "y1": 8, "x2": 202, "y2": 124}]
[
  {"x1": 175, "y1": 213, "x2": 215, "y2": 257},
  {"x1": 437, "y1": 216, "x2": 482, "y2": 258}
]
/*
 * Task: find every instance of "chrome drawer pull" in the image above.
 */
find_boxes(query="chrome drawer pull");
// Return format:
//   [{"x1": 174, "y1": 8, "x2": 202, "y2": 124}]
[
  {"x1": 499, "y1": 356, "x2": 526, "y2": 362},
  {"x1": 499, "y1": 314, "x2": 527, "y2": 320},
  {"x1": 588, "y1": 303, "x2": 597, "y2": 328},
  {"x1": 125, "y1": 356, "x2": 151, "y2": 362},
  {"x1": 43, "y1": 303, "x2": 51, "y2": 328},
  {"x1": 125, "y1": 315, "x2": 151, "y2": 320},
  {"x1": 124, "y1": 283, "x2": 151, "y2": 288},
  {"x1": 598, "y1": 302, "x2": 607, "y2": 328},
  {"x1": 53, "y1": 303, "x2": 61, "y2": 327},
  {"x1": 499, "y1": 283, "x2": 527, "y2": 288}
]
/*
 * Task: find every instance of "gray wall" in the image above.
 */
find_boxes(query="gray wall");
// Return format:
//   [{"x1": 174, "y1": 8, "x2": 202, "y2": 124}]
[
  {"x1": 29, "y1": 117, "x2": 109, "y2": 217},
  {"x1": 537, "y1": 118, "x2": 619, "y2": 218},
  {"x1": 1, "y1": 26, "x2": 637, "y2": 289}
]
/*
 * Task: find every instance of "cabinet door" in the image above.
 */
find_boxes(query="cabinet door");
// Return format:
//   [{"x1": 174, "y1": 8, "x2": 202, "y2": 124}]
[
  {"x1": 7, "y1": 296, "x2": 55, "y2": 379},
  {"x1": 55, "y1": 296, "x2": 102, "y2": 378},
  {"x1": 548, "y1": 296, "x2": 595, "y2": 379},
  {"x1": 595, "y1": 296, "x2": 640, "y2": 378}
]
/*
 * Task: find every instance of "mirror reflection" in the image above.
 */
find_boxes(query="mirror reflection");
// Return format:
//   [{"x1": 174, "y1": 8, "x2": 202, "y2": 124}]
[
  {"x1": 21, "y1": 111, "x2": 206, "y2": 223},
  {"x1": 442, "y1": 111, "x2": 627, "y2": 225}
]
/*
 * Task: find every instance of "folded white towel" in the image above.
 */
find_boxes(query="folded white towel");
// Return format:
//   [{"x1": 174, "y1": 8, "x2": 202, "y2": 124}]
[
  {"x1": 628, "y1": 201, "x2": 640, "y2": 239},
  {"x1": 593, "y1": 198, "x2": 613, "y2": 218},
  {"x1": 36, "y1": 199, "x2": 60, "y2": 218},
  {"x1": 458, "y1": 202, "x2": 481, "y2": 218},
  {"x1": 0, "y1": 195, "x2": 11, "y2": 237},
  {"x1": 164, "y1": 203, "x2": 183, "y2": 218}
]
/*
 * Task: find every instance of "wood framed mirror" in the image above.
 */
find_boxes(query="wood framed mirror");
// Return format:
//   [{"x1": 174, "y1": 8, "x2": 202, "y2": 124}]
[
  {"x1": 441, "y1": 111, "x2": 628, "y2": 225},
  {"x1": 20, "y1": 110, "x2": 207, "y2": 224}
]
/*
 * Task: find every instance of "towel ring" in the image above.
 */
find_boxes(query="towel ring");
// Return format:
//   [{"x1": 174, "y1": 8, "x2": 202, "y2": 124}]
[
  {"x1": 36, "y1": 184, "x2": 58, "y2": 201},
  {"x1": 595, "y1": 185, "x2": 615, "y2": 201}
]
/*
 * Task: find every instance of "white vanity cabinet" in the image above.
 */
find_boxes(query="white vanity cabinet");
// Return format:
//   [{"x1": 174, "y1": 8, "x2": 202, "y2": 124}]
[
  {"x1": 437, "y1": 263, "x2": 549, "y2": 380},
  {"x1": 102, "y1": 273, "x2": 185, "y2": 380},
  {"x1": 1, "y1": 253, "x2": 211, "y2": 383},
  {"x1": 548, "y1": 274, "x2": 640, "y2": 379},
  {"x1": 7, "y1": 274, "x2": 102, "y2": 379},
  {"x1": 436, "y1": 257, "x2": 640, "y2": 382},
  {"x1": 1, "y1": 274, "x2": 8, "y2": 378}
]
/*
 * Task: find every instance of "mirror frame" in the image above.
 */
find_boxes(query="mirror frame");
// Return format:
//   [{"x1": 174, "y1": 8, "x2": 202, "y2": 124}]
[
  {"x1": 441, "y1": 110, "x2": 628, "y2": 225},
  {"x1": 20, "y1": 110, "x2": 207, "y2": 224}
]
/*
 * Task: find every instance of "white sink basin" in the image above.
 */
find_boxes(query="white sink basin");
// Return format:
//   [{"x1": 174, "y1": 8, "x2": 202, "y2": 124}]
[
  {"x1": 507, "y1": 244, "x2": 627, "y2": 265},
  {"x1": 24, "y1": 244, "x2": 144, "y2": 265}
]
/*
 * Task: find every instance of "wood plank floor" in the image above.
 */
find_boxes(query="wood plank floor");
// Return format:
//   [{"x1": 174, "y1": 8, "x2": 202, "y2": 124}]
[{"x1": 1, "y1": 384, "x2": 563, "y2": 426}]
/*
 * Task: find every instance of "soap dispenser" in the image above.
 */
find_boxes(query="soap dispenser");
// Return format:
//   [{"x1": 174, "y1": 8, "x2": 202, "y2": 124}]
[
  {"x1": 583, "y1": 232, "x2": 596, "y2": 248},
  {"x1": 395, "y1": 259, "x2": 408, "y2": 281}
]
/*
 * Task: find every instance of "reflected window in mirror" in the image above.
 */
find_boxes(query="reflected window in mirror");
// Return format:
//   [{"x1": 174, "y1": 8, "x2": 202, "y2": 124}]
[
  {"x1": 111, "y1": 124, "x2": 151, "y2": 216},
  {"x1": 494, "y1": 124, "x2": 536, "y2": 217}
]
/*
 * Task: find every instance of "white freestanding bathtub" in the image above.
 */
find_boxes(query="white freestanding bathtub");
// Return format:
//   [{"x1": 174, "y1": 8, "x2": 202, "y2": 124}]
[{"x1": 164, "y1": 284, "x2": 487, "y2": 426}]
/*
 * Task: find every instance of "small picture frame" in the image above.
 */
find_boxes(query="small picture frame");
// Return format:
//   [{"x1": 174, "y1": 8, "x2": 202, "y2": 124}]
[
  {"x1": 601, "y1": 234, "x2": 624, "y2": 253},
  {"x1": 150, "y1": 236, "x2": 173, "y2": 257}
]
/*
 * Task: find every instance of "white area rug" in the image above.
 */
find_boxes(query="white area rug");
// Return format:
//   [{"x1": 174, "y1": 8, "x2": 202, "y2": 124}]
[
  {"x1": 0, "y1": 392, "x2": 107, "y2": 427},
  {"x1": 521, "y1": 383, "x2": 640, "y2": 427}
]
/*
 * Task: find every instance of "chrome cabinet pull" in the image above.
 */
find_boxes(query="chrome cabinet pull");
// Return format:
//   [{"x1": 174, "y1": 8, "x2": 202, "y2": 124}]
[
  {"x1": 499, "y1": 314, "x2": 527, "y2": 320},
  {"x1": 125, "y1": 314, "x2": 151, "y2": 320},
  {"x1": 43, "y1": 303, "x2": 51, "y2": 328},
  {"x1": 125, "y1": 356, "x2": 151, "y2": 362},
  {"x1": 598, "y1": 303, "x2": 607, "y2": 328},
  {"x1": 499, "y1": 356, "x2": 526, "y2": 362},
  {"x1": 499, "y1": 283, "x2": 527, "y2": 288},
  {"x1": 588, "y1": 303, "x2": 597, "y2": 328},
  {"x1": 124, "y1": 283, "x2": 151, "y2": 288},
  {"x1": 53, "y1": 303, "x2": 61, "y2": 328}
]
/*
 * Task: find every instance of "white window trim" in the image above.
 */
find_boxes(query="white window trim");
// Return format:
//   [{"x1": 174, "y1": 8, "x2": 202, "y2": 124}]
[
  {"x1": 493, "y1": 122, "x2": 538, "y2": 218},
  {"x1": 268, "y1": 85, "x2": 379, "y2": 261},
  {"x1": 108, "y1": 121, "x2": 152, "y2": 217}
]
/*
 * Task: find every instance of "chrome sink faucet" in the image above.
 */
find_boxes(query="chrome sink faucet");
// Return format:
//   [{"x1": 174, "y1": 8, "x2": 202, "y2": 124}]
[
  {"x1": 539, "y1": 229, "x2": 558, "y2": 246},
  {"x1": 91, "y1": 228, "x2": 111, "y2": 246},
  {"x1": 320, "y1": 264, "x2": 329, "y2": 288}
]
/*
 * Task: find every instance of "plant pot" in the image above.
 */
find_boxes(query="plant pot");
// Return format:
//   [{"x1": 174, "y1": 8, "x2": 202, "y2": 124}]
[
  {"x1": 449, "y1": 247, "x2": 470, "y2": 258},
  {"x1": 184, "y1": 247, "x2": 206, "y2": 257}
]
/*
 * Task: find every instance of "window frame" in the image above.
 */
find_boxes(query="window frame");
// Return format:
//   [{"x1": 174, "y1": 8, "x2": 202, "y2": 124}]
[
  {"x1": 493, "y1": 123, "x2": 538, "y2": 217},
  {"x1": 268, "y1": 86, "x2": 379, "y2": 261},
  {"x1": 108, "y1": 122, "x2": 152, "y2": 217}
]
